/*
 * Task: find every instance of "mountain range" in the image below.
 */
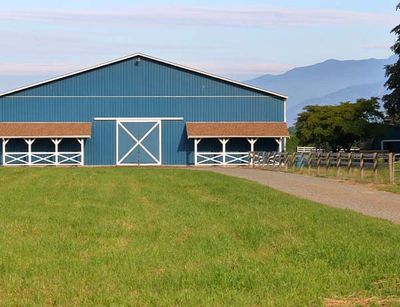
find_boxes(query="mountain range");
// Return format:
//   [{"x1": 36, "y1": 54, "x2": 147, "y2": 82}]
[{"x1": 246, "y1": 56, "x2": 397, "y2": 125}]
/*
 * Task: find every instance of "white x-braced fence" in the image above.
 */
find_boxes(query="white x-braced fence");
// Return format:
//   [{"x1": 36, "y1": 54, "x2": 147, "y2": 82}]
[
  {"x1": 2, "y1": 138, "x2": 85, "y2": 166},
  {"x1": 4, "y1": 151, "x2": 83, "y2": 166},
  {"x1": 196, "y1": 152, "x2": 250, "y2": 166}
]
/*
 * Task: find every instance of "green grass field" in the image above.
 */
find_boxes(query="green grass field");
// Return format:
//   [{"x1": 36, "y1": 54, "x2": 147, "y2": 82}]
[
  {"x1": 381, "y1": 163, "x2": 400, "y2": 193},
  {"x1": 0, "y1": 168, "x2": 399, "y2": 305}
]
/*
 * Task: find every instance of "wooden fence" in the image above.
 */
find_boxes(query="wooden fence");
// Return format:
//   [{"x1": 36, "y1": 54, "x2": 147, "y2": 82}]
[{"x1": 249, "y1": 151, "x2": 397, "y2": 184}]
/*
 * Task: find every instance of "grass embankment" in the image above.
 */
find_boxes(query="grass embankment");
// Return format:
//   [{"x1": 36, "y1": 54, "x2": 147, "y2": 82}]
[
  {"x1": 386, "y1": 164, "x2": 400, "y2": 193},
  {"x1": 384, "y1": 184, "x2": 400, "y2": 193},
  {"x1": 275, "y1": 164, "x2": 400, "y2": 194},
  {"x1": 284, "y1": 165, "x2": 392, "y2": 184},
  {"x1": 0, "y1": 168, "x2": 399, "y2": 305}
]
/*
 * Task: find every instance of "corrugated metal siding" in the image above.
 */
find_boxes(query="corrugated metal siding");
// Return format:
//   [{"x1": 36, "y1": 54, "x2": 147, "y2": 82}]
[
  {"x1": 0, "y1": 57, "x2": 285, "y2": 165},
  {"x1": 0, "y1": 98, "x2": 283, "y2": 121},
  {"x1": 12, "y1": 58, "x2": 268, "y2": 97}
]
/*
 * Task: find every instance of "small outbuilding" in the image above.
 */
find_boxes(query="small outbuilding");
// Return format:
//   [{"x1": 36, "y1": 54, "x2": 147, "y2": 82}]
[{"x1": 0, "y1": 53, "x2": 288, "y2": 166}]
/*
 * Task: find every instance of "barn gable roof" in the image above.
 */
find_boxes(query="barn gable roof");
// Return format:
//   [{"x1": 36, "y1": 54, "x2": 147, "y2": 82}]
[{"x1": 0, "y1": 53, "x2": 287, "y2": 99}]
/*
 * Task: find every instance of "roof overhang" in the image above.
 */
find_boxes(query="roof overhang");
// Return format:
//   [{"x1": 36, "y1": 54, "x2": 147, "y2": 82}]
[
  {"x1": 186, "y1": 122, "x2": 289, "y2": 138},
  {"x1": 0, "y1": 122, "x2": 92, "y2": 138}
]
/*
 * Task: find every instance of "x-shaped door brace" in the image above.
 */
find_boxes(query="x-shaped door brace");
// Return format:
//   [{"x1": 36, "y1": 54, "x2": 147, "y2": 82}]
[{"x1": 117, "y1": 121, "x2": 161, "y2": 165}]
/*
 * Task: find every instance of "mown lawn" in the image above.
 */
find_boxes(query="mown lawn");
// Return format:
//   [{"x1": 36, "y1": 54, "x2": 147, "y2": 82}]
[{"x1": 0, "y1": 168, "x2": 399, "y2": 306}]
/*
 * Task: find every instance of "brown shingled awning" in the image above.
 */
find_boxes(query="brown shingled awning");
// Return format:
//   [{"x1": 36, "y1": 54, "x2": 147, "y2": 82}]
[
  {"x1": 0, "y1": 122, "x2": 92, "y2": 138},
  {"x1": 186, "y1": 122, "x2": 289, "y2": 138}
]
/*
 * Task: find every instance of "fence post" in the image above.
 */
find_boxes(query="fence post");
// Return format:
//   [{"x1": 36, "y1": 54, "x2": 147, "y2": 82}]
[
  {"x1": 317, "y1": 152, "x2": 321, "y2": 176},
  {"x1": 286, "y1": 153, "x2": 293, "y2": 168},
  {"x1": 336, "y1": 152, "x2": 341, "y2": 177},
  {"x1": 291, "y1": 152, "x2": 297, "y2": 170},
  {"x1": 373, "y1": 153, "x2": 378, "y2": 182},
  {"x1": 282, "y1": 153, "x2": 286, "y2": 169},
  {"x1": 278, "y1": 152, "x2": 282, "y2": 168},
  {"x1": 347, "y1": 152, "x2": 352, "y2": 177},
  {"x1": 308, "y1": 153, "x2": 313, "y2": 175},
  {"x1": 278, "y1": 152, "x2": 282, "y2": 169},
  {"x1": 271, "y1": 152, "x2": 275, "y2": 168},
  {"x1": 249, "y1": 151, "x2": 254, "y2": 168},
  {"x1": 360, "y1": 153, "x2": 364, "y2": 180},
  {"x1": 299, "y1": 153, "x2": 305, "y2": 172},
  {"x1": 267, "y1": 152, "x2": 271, "y2": 168},
  {"x1": 284, "y1": 153, "x2": 290, "y2": 171},
  {"x1": 277, "y1": 152, "x2": 280, "y2": 168},
  {"x1": 326, "y1": 152, "x2": 331, "y2": 176},
  {"x1": 273, "y1": 152, "x2": 277, "y2": 168},
  {"x1": 389, "y1": 152, "x2": 394, "y2": 184}
]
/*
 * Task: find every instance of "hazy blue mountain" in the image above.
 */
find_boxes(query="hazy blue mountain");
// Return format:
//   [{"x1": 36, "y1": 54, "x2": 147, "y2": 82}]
[
  {"x1": 290, "y1": 82, "x2": 388, "y2": 121},
  {"x1": 247, "y1": 56, "x2": 396, "y2": 125}
]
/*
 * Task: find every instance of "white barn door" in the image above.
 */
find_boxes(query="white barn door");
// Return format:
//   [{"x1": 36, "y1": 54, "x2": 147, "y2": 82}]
[{"x1": 116, "y1": 120, "x2": 161, "y2": 165}]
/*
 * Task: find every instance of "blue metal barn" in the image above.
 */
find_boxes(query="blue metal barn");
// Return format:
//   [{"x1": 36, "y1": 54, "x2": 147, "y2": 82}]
[{"x1": 0, "y1": 53, "x2": 288, "y2": 166}]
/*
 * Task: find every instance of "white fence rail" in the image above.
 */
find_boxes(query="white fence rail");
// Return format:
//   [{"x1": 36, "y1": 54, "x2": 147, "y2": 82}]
[
  {"x1": 196, "y1": 152, "x2": 249, "y2": 166},
  {"x1": 4, "y1": 151, "x2": 83, "y2": 166},
  {"x1": 297, "y1": 146, "x2": 316, "y2": 153}
]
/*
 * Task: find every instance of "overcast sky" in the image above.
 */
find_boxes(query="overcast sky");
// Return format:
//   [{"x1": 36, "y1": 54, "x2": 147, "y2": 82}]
[{"x1": 0, "y1": 0, "x2": 398, "y2": 90}]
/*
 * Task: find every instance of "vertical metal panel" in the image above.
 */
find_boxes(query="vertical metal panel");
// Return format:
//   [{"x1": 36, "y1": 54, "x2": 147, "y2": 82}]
[
  {"x1": 88, "y1": 121, "x2": 116, "y2": 165},
  {"x1": 12, "y1": 58, "x2": 268, "y2": 97},
  {"x1": 0, "y1": 57, "x2": 286, "y2": 165}
]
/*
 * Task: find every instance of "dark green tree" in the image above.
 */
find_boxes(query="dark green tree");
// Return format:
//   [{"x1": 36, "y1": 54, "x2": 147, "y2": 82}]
[
  {"x1": 295, "y1": 98, "x2": 383, "y2": 150},
  {"x1": 383, "y1": 3, "x2": 400, "y2": 123},
  {"x1": 286, "y1": 126, "x2": 299, "y2": 152}
]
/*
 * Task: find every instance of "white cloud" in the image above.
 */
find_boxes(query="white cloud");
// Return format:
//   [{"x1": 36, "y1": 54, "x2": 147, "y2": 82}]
[
  {"x1": 361, "y1": 42, "x2": 392, "y2": 50},
  {"x1": 0, "y1": 63, "x2": 79, "y2": 76},
  {"x1": 0, "y1": 5, "x2": 394, "y2": 82},
  {"x1": 0, "y1": 58, "x2": 291, "y2": 81},
  {"x1": 0, "y1": 6, "x2": 396, "y2": 28}
]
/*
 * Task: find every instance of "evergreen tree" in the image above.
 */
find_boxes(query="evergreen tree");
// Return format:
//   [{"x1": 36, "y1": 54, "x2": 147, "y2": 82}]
[{"x1": 383, "y1": 3, "x2": 400, "y2": 123}]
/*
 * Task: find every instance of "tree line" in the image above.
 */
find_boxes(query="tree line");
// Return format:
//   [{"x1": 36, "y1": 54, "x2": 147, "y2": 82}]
[{"x1": 294, "y1": 3, "x2": 400, "y2": 151}]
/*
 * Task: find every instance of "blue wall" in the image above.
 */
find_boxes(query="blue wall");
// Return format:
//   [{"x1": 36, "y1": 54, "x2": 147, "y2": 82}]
[{"x1": 0, "y1": 56, "x2": 285, "y2": 165}]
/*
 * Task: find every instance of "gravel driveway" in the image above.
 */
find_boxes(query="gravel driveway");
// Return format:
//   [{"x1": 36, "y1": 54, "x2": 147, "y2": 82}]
[{"x1": 209, "y1": 168, "x2": 400, "y2": 224}]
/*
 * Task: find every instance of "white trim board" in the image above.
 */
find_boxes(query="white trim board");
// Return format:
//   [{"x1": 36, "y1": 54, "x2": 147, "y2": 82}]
[
  {"x1": 188, "y1": 135, "x2": 288, "y2": 138},
  {"x1": 0, "y1": 53, "x2": 287, "y2": 100},
  {"x1": 5, "y1": 95, "x2": 280, "y2": 99},
  {"x1": 0, "y1": 135, "x2": 91, "y2": 139},
  {"x1": 95, "y1": 117, "x2": 183, "y2": 121}
]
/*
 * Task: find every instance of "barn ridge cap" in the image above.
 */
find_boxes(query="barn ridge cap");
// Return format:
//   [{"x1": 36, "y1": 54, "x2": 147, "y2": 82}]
[{"x1": 0, "y1": 52, "x2": 288, "y2": 100}]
